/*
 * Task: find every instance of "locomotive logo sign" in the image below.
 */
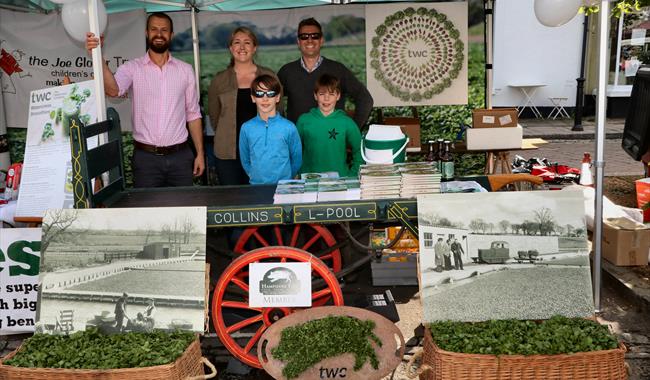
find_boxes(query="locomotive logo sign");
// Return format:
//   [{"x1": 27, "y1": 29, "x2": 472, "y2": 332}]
[
  {"x1": 369, "y1": 6, "x2": 464, "y2": 103},
  {"x1": 248, "y1": 262, "x2": 312, "y2": 307},
  {"x1": 259, "y1": 267, "x2": 300, "y2": 295}
]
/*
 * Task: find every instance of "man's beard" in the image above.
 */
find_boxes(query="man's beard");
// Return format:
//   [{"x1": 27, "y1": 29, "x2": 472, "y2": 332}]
[{"x1": 147, "y1": 37, "x2": 170, "y2": 54}]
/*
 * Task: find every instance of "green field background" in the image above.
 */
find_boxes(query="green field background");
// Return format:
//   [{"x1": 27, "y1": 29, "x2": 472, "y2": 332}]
[{"x1": 174, "y1": 45, "x2": 368, "y2": 102}]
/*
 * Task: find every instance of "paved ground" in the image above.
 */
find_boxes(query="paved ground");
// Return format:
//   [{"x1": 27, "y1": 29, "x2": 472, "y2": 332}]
[{"x1": 516, "y1": 116, "x2": 645, "y2": 177}]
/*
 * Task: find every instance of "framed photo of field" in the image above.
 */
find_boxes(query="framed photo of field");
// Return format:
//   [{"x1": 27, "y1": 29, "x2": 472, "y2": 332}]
[
  {"x1": 417, "y1": 191, "x2": 593, "y2": 323},
  {"x1": 35, "y1": 207, "x2": 207, "y2": 334}
]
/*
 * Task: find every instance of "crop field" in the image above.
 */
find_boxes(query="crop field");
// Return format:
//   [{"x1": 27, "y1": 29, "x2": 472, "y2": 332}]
[
  {"x1": 174, "y1": 45, "x2": 367, "y2": 101},
  {"x1": 422, "y1": 266, "x2": 593, "y2": 322},
  {"x1": 68, "y1": 261, "x2": 205, "y2": 297},
  {"x1": 48, "y1": 231, "x2": 206, "y2": 251}
]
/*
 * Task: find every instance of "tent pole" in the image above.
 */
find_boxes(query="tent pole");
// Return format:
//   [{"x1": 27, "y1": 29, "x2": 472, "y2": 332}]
[
  {"x1": 593, "y1": 0, "x2": 610, "y2": 313},
  {"x1": 485, "y1": 0, "x2": 494, "y2": 109},
  {"x1": 191, "y1": 6, "x2": 201, "y2": 99},
  {"x1": 137, "y1": 0, "x2": 187, "y2": 8},
  {"x1": 89, "y1": 0, "x2": 106, "y2": 122}
]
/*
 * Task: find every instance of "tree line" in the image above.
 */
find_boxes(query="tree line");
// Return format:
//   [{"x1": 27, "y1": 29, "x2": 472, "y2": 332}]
[
  {"x1": 420, "y1": 207, "x2": 587, "y2": 237},
  {"x1": 171, "y1": 15, "x2": 365, "y2": 51}
]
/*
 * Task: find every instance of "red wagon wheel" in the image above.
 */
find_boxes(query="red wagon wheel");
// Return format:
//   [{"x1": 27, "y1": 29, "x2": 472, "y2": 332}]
[
  {"x1": 212, "y1": 246, "x2": 344, "y2": 368},
  {"x1": 233, "y1": 224, "x2": 342, "y2": 273}
]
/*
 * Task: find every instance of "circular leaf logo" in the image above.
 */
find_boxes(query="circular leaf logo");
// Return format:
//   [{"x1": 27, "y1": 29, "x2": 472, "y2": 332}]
[{"x1": 370, "y1": 7, "x2": 464, "y2": 102}]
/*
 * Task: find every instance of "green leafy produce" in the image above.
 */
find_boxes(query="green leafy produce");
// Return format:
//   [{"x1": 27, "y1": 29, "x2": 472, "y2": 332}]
[
  {"x1": 4, "y1": 328, "x2": 195, "y2": 369},
  {"x1": 429, "y1": 316, "x2": 619, "y2": 356},
  {"x1": 67, "y1": 84, "x2": 91, "y2": 108},
  {"x1": 271, "y1": 316, "x2": 382, "y2": 379},
  {"x1": 79, "y1": 114, "x2": 92, "y2": 125},
  {"x1": 41, "y1": 123, "x2": 54, "y2": 142}
]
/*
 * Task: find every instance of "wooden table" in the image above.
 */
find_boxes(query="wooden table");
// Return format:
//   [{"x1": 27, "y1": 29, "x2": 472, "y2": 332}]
[{"x1": 453, "y1": 138, "x2": 547, "y2": 175}]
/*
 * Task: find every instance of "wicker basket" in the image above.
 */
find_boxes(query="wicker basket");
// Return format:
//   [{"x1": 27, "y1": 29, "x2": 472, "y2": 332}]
[
  {"x1": 419, "y1": 327, "x2": 627, "y2": 380},
  {"x1": 0, "y1": 337, "x2": 212, "y2": 380}
]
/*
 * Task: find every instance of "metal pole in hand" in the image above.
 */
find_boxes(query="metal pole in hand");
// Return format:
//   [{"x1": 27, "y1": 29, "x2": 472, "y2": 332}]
[{"x1": 88, "y1": 0, "x2": 106, "y2": 122}]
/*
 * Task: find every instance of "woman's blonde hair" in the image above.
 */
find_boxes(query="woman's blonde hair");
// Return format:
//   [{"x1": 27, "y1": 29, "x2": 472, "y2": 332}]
[{"x1": 228, "y1": 26, "x2": 258, "y2": 67}]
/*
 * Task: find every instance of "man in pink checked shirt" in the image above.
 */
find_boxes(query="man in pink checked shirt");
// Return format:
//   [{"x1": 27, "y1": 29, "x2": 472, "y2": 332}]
[{"x1": 86, "y1": 12, "x2": 204, "y2": 187}]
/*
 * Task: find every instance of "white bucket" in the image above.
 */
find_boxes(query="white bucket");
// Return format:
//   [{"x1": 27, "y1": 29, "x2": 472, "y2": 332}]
[{"x1": 361, "y1": 124, "x2": 409, "y2": 164}]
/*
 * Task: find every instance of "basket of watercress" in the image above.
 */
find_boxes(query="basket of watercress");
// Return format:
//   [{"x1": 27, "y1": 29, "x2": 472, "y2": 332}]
[
  {"x1": 416, "y1": 316, "x2": 626, "y2": 380},
  {"x1": 0, "y1": 328, "x2": 215, "y2": 380}
]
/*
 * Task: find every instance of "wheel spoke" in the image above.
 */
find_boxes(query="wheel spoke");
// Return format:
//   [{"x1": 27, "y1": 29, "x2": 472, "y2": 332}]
[
  {"x1": 301, "y1": 232, "x2": 321, "y2": 251},
  {"x1": 274, "y1": 226, "x2": 284, "y2": 246},
  {"x1": 221, "y1": 301, "x2": 262, "y2": 312},
  {"x1": 253, "y1": 231, "x2": 270, "y2": 246},
  {"x1": 226, "y1": 314, "x2": 263, "y2": 334},
  {"x1": 289, "y1": 225, "x2": 301, "y2": 246},
  {"x1": 312, "y1": 288, "x2": 333, "y2": 300},
  {"x1": 244, "y1": 324, "x2": 267, "y2": 354},
  {"x1": 319, "y1": 254, "x2": 333, "y2": 261},
  {"x1": 231, "y1": 276, "x2": 249, "y2": 292}
]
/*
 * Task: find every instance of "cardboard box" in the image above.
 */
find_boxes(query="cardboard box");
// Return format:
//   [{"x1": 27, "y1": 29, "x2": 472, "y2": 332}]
[
  {"x1": 472, "y1": 108, "x2": 518, "y2": 128},
  {"x1": 383, "y1": 117, "x2": 421, "y2": 152},
  {"x1": 602, "y1": 223, "x2": 650, "y2": 266},
  {"x1": 466, "y1": 124, "x2": 523, "y2": 150}
]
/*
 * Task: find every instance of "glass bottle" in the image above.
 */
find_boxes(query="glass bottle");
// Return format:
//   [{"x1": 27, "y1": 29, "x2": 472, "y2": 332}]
[
  {"x1": 441, "y1": 140, "x2": 454, "y2": 181},
  {"x1": 436, "y1": 138, "x2": 445, "y2": 172},
  {"x1": 426, "y1": 140, "x2": 436, "y2": 162}
]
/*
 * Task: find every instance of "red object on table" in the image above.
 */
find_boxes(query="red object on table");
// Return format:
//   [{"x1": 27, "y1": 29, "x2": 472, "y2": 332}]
[
  {"x1": 530, "y1": 164, "x2": 580, "y2": 182},
  {"x1": 636, "y1": 178, "x2": 650, "y2": 222}
]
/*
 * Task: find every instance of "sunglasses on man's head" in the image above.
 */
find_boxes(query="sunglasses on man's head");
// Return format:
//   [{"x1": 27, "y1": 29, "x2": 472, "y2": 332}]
[
  {"x1": 253, "y1": 90, "x2": 278, "y2": 98},
  {"x1": 298, "y1": 33, "x2": 322, "y2": 41}
]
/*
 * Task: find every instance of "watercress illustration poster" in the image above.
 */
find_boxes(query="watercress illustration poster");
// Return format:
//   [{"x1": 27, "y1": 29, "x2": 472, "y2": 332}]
[
  {"x1": 16, "y1": 81, "x2": 96, "y2": 218},
  {"x1": 365, "y1": 2, "x2": 468, "y2": 106}
]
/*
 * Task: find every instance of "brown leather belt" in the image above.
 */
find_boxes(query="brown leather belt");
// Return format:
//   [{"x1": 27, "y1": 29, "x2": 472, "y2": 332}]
[{"x1": 134, "y1": 141, "x2": 187, "y2": 155}]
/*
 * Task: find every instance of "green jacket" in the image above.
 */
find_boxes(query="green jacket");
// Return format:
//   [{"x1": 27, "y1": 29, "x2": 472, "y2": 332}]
[{"x1": 296, "y1": 108, "x2": 362, "y2": 177}]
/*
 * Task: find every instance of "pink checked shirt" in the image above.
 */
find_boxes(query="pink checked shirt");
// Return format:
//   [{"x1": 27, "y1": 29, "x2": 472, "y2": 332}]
[{"x1": 114, "y1": 52, "x2": 201, "y2": 146}]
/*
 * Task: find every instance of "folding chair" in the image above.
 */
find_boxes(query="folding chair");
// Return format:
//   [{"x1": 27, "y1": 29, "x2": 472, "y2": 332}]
[
  {"x1": 57, "y1": 309, "x2": 74, "y2": 333},
  {"x1": 548, "y1": 97, "x2": 570, "y2": 119}
]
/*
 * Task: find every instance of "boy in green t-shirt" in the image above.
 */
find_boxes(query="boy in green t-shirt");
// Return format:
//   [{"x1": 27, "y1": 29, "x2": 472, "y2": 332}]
[{"x1": 296, "y1": 74, "x2": 363, "y2": 177}]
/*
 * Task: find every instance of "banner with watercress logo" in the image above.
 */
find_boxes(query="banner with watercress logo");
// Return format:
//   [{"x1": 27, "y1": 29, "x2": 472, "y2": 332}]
[
  {"x1": 0, "y1": 228, "x2": 41, "y2": 335},
  {"x1": 15, "y1": 81, "x2": 96, "y2": 218},
  {"x1": 365, "y1": 2, "x2": 468, "y2": 106}
]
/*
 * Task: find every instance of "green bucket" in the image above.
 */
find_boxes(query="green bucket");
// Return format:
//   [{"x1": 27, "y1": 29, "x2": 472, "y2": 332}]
[{"x1": 361, "y1": 135, "x2": 409, "y2": 164}]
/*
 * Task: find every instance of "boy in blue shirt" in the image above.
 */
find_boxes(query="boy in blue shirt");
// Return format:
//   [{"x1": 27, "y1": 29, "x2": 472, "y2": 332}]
[{"x1": 239, "y1": 74, "x2": 302, "y2": 184}]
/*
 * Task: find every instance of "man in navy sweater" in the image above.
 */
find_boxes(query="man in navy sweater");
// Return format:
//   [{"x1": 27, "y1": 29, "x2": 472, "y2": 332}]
[{"x1": 278, "y1": 18, "x2": 373, "y2": 128}]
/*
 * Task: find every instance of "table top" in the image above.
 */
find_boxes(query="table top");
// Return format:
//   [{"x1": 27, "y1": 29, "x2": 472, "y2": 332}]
[
  {"x1": 508, "y1": 83, "x2": 547, "y2": 88},
  {"x1": 454, "y1": 138, "x2": 545, "y2": 153},
  {"x1": 104, "y1": 178, "x2": 494, "y2": 228}
]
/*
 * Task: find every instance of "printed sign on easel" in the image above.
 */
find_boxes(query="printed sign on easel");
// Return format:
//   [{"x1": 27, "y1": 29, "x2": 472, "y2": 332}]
[
  {"x1": 15, "y1": 81, "x2": 96, "y2": 218},
  {"x1": 0, "y1": 228, "x2": 41, "y2": 335}
]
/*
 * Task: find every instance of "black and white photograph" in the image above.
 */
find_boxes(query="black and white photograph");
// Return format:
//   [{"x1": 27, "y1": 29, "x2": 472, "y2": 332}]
[
  {"x1": 417, "y1": 191, "x2": 593, "y2": 322},
  {"x1": 35, "y1": 207, "x2": 207, "y2": 334}
]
